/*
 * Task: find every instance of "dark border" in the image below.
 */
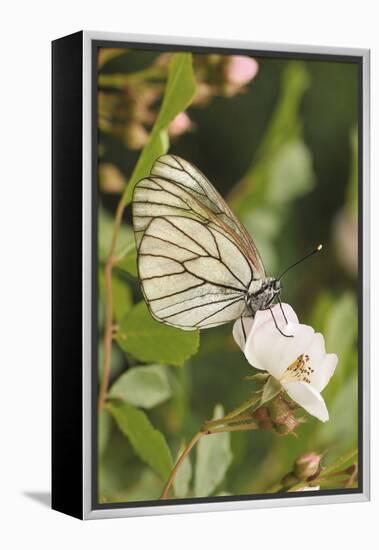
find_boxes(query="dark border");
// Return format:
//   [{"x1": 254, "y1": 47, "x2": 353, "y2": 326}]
[
  {"x1": 91, "y1": 39, "x2": 364, "y2": 512},
  {"x1": 52, "y1": 31, "x2": 83, "y2": 519}
]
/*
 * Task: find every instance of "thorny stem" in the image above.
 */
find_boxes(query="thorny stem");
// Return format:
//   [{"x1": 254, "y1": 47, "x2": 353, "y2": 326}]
[
  {"x1": 160, "y1": 432, "x2": 203, "y2": 500},
  {"x1": 281, "y1": 470, "x2": 356, "y2": 493},
  {"x1": 160, "y1": 421, "x2": 258, "y2": 500},
  {"x1": 205, "y1": 422, "x2": 258, "y2": 434},
  {"x1": 98, "y1": 199, "x2": 126, "y2": 410},
  {"x1": 98, "y1": 67, "x2": 165, "y2": 89},
  {"x1": 203, "y1": 393, "x2": 262, "y2": 430}
]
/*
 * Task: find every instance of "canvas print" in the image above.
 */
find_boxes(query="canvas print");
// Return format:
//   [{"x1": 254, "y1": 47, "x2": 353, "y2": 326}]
[{"x1": 96, "y1": 45, "x2": 360, "y2": 505}]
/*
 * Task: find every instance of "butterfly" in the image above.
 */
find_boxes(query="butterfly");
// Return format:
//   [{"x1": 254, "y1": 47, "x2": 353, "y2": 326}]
[{"x1": 131, "y1": 154, "x2": 295, "y2": 337}]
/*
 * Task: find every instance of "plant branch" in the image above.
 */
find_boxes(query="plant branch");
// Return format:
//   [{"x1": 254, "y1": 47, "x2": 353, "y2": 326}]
[
  {"x1": 98, "y1": 199, "x2": 126, "y2": 410},
  {"x1": 204, "y1": 422, "x2": 258, "y2": 434},
  {"x1": 160, "y1": 431, "x2": 203, "y2": 500},
  {"x1": 160, "y1": 421, "x2": 258, "y2": 500},
  {"x1": 202, "y1": 394, "x2": 262, "y2": 430}
]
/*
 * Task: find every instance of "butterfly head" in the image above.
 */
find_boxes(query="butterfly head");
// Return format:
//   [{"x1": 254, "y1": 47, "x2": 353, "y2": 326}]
[
  {"x1": 270, "y1": 278, "x2": 282, "y2": 292},
  {"x1": 246, "y1": 245, "x2": 323, "y2": 316},
  {"x1": 262, "y1": 277, "x2": 282, "y2": 305},
  {"x1": 246, "y1": 277, "x2": 281, "y2": 313}
]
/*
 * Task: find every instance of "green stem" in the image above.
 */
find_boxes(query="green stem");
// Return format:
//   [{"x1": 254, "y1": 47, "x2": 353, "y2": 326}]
[
  {"x1": 286, "y1": 481, "x2": 314, "y2": 492},
  {"x1": 160, "y1": 431, "x2": 203, "y2": 500},
  {"x1": 203, "y1": 394, "x2": 262, "y2": 430},
  {"x1": 266, "y1": 482, "x2": 283, "y2": 494},
  {"x1": 98, "y1": 199, "x2": 126, "y2": 410},
  {"x1": 204, "y1": 422, "x2": 258, "y2": 434},
  {"x1": 160, "y1": 421, "x2": 258, "y2": 500},
  {"x1": 99, "y1": 67, "x2": 165, "y2": 88}
]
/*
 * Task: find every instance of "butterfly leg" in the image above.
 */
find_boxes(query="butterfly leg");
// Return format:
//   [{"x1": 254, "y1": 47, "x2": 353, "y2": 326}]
[
  {"x1": 277, "y1": 296, "x2": 289, "y2": 325},
  {"x1": 268, "y1": 306, "x2": 293, "y2": 338}
]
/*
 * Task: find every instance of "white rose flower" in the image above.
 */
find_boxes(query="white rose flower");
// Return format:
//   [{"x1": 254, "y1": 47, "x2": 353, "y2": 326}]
[{"x1": 233, "y1": 303, "x2": 338, "y2": 423}]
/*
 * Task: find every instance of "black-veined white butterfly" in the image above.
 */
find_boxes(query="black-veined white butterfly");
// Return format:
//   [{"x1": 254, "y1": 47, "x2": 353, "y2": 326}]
[{"x1": 132, "y1": 154, "x2": 320, "y2": 334}]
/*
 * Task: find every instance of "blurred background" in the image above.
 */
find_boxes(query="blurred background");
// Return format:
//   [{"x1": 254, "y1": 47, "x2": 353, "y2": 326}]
[{"x1": 97, "y1": 48, "x2": 359, "y2": 503}]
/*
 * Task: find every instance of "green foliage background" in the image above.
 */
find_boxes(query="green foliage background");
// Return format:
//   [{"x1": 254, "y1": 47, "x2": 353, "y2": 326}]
[{"x1": 97, "y1": 49, "x2": 359, "y2": 503}]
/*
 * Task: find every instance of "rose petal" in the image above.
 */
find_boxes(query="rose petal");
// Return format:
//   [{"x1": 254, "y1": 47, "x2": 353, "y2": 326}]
[
  {"x1": 253, "y1": 303, "x2": 299, "y2": 333},
  {"x1": 304, "y1": 333, "x2": 327, "y2": 390},
  {"x1": 246, "y1": 320, "x2": 315, "y2": 378},
  {"x1": 315, "y1": 353, "x2": 338, "y2": 392},
  {"x1": 283, "y1": 381, "x2": 329, "y2": 422},
  {"x1": 232, "y1": 317, "x2": 254, "y2": 351},
  {"x1": 233, "y1": 303, "x2": 297, "y2": 354}
]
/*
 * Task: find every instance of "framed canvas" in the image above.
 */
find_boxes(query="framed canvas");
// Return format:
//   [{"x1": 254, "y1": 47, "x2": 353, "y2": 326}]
[{"x1": 52, "y1": 31, "x2": 370, "y2": 520}]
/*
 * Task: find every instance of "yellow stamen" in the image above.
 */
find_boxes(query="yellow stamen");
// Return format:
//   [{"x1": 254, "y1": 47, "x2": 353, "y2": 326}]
[{"x1": 280, "y1": 353, "x2": 314, "y2": 385}]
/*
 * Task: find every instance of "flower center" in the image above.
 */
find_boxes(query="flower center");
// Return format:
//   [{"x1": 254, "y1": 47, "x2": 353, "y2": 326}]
[{"x1": 280, "y1": 353, "x2": 314, "y2": 385}]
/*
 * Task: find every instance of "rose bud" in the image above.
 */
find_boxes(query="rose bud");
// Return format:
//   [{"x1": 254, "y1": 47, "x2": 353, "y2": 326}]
[
  {"x1": 226, "y1": 56, "x2": 259, "y2": 87},
  {"x1": 253, "y1": 406, "x2": 273, "y2": 431},
  {"x1": 294, "y1": 452, "x2": 322, "y2": 481},
  {"x1": 168, "y1": 112, "x2": 193, "y2": 137}
]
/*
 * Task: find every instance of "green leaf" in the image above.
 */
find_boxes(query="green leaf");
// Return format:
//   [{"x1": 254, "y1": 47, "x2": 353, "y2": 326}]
[
  {"x1": 322, "y1": 448, "x2": 358, "y2": 477},
  {"x1": 267, "y1": 140, "x2": 315, "y2": 203},
  {"x1": 230, "y1": 61, "x2": 311, "y2": 213},
  {"x1": 258, "y1": 61, "x2": 310, "y2": 154},
  {"x1": 116, "y1": 301, "x2": 200, "y2": 366},
  {"x1": 317, "y1": 476, "x2": 353, "y2": 490},
  {"x1": 98, "y1": 48, "x2": 129, "y2": 69},
  {"x1": 102, "y1": 271, "x2": 132, "y2": 320},
  {"x1": 309, "y1": 292, "x2": 334, "y2": 333},
  {"x1": 194, "y1": 405, "x2": 233, "y2": 497},
  {"x1": 98, "y1": 341, "x2": 124, "y2": 379},
  {"x1": 347, "y1": 128, "x2": 358, "y2": 216},
  {"x1": 122, "y1": 52, "x2": 196, "y2": 206},
  {"x1": 99, "y1": 269, "x2": 132, "y2": 323},
  {"x1": 261, "y1": 376, "x2": 282, "y2": 406},
  {"x1": 115, "y1": 246, "x2": 138, "y2": 278},
  {"x1": 98, "y1": 205, "x2": 134, "y2": 263},
  {"x1": 112, "y1": 274, "x2": 133, "y2": 322},
  {"x1": 109, "y1": 365, "x2": 172, "y2": 409},
  {"x1": 107, "y1": 401, "x2": 173, "y2": 480},
  {"x1": 154, "y1": 53, "x2": 196, "y2": 130},
  {"x1": 98, "y1": 409, "x2": 112, "y2": 458},
  {"x1": 123, "y1": 130, "x2": 168, "y2": 206},
  {"x1": 317, "y1": 374, "x2": 358, "y2": 447},
  {"x1": 173, "y1": 441, "x2": 192, "y2": 498},
  {"x1": 325, "y1": 292, "x2": 357, "y2": 365},
  {"x1": 243, "y1": 372, "x2": 270, "y2": 383}
]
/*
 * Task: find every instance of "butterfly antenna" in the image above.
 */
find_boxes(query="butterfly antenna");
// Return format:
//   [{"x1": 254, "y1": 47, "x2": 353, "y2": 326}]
[{"x1": 278, "y1": 244, "x2": 323, "y2": 280}]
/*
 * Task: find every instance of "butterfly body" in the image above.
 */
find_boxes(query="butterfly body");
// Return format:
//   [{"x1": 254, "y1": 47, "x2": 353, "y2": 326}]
[
  {"x1": 132, "y1": 154, "x2": 280, "y2": 331},
  {"x1": 246, "y1": 277, "x2": 281, "y2": 314}
]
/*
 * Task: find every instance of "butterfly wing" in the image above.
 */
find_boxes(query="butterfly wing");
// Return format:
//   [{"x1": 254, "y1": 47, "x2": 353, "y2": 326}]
[
  {"x1": 132, "y1": 155, "x2": 265, "y2": 330},
  {"x1": 133, "y1": 154, "x2": 266, "y2": 277}
]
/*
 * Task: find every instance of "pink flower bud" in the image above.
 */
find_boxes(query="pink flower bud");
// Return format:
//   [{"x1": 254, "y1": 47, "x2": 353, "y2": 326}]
[
  {"x1": 294, "y1": 452, "x2": 322, "y2": 480},
  {"x1": 226, "y1": 56, "x2": 259, "y2": 86},
  {"x1": 168, "y1": 112, "x2": 192, "y2": 137}
]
